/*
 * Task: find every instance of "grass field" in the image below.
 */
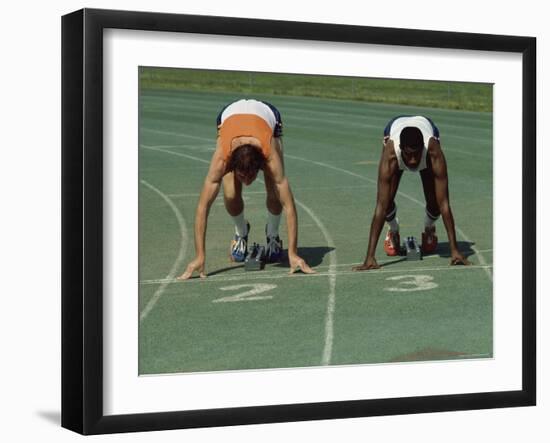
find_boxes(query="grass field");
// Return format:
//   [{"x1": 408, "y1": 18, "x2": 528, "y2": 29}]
[
  {"x1": 140, "y1": 68, "x2": 493, "y2": 112},
  {"x1": 138, "y1": 86, "x2": 493, "y2": 375}
]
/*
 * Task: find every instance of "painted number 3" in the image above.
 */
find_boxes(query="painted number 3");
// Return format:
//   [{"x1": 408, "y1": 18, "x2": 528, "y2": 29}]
[
  {"x1": 212, "y1": 284, "x2": 277, "y2": 303},
  {"x1": 384, "y1": 275, "x2": 438, "y2": 292}
]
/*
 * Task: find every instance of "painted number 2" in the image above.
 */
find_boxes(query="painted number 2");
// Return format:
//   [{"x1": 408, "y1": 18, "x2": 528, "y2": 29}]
[
  {"x1": 212, "y1": 284, "x2": 277, "y2": 303},
  {"x1": 384, "y1": 275, "x2": 438, "y2": 292}
]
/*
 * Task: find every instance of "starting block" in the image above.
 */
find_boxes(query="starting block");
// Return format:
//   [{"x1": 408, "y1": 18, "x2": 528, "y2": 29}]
[
  {"x1": 244, "y1": 243, "x2": 266, "y2": 271},
  {"x1": 402, "y1": 236, "x2": 422, "y2": 260}
]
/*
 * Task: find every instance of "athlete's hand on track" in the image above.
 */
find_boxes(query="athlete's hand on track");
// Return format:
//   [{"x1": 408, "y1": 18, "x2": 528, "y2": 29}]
[
  {"x1": 450, "y1": 252, "x2": 471, "y2": 266},
  {"x1": 352, "y1": 257, "x2": 381, "y2": 271},
  {"x1": 288, "y1": 254, "x2": 316, "y2": 275},
  {"x1": 177, "y1": 257, "x2": 207, "y2": 280}
]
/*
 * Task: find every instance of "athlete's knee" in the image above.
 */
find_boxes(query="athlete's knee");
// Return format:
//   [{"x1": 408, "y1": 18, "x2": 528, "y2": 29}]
[
  {"x1": 224, "y1": 192, "x2": 244, "y2": 214},
  {"x1": 223, "y1": 174, "x2": 242, "y2": 203}
]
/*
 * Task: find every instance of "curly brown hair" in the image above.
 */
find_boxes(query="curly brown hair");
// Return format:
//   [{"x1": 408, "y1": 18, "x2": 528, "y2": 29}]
[{"x1": 227, "y1": 144, "x2": 266, "y2": 177}]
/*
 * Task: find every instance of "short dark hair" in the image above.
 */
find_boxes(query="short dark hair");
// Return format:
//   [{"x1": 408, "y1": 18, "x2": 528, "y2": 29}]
[
  {"x1": 400, "y1": 126, "x2": 424, "y2": 151},
  {"x1": 228, "y1": 144, "x2": 266, "y2": 176}
]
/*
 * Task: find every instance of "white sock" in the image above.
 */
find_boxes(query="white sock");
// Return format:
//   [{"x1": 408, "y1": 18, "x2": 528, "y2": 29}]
[
  {"x1": 388, "y1": 216, "x2": 399, "y2": 233},
  {"x1": 266, "y1": 210, "x2": 282, "y2": 238},
  {"x1": 231, "y1": 212, "x2": 248, "y2": 237},
  {"x1": 425, "y1": 210, "x2": 439, "y2": 229}
]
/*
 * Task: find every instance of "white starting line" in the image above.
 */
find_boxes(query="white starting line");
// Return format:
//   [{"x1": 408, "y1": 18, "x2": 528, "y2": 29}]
[{"x1": 139, "y1": 263, "x2": 493, "y2": 286}]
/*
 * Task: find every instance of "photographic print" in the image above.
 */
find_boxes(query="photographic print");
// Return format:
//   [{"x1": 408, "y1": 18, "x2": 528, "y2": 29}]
[
  {"x1": 137, "y1": 68, "x2": 493, "y2": 375},
  {"x1": 62, "y1": 9, "x2": 535, "y2": 434}
]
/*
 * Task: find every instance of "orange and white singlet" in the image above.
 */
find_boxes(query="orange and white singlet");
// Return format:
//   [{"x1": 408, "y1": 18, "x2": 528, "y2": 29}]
[{"x1": 217, "y1": 99, "x2": 281, "y2": 161}]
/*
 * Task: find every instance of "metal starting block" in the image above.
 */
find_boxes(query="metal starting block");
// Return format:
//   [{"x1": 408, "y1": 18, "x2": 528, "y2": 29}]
[
  {"x1": 402, "y1": 236, "x2": 422, "y2": 260},
  {"x1": 244, "y1": 243, "x2": 266, "y2": 271}
]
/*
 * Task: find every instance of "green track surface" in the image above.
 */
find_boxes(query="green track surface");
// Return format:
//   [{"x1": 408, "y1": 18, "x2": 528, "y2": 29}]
[{"x1": 138, "y1": 89, "x2": 493, "y2": 375}]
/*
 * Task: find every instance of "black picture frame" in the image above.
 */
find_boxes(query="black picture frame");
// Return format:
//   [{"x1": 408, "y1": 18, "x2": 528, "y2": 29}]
[{"x1": 61, "y1": 8, "x2": 536, "y2": 435}]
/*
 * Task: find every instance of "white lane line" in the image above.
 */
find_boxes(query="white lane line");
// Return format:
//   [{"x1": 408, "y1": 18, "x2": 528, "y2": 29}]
[
  {"x1": 474, "y1": 248, "x2": 493, "y2": 254},
  {"x1": 144, "y1": 135, "x2": 493, "y2": 362},
  {"x1": 286, "y1": 153, "x2": 379, "y2": 184},
  {"x1": 140, "y1": 143, "x2": 213, "y2": 150},
  {"x1": 143, "y1": 112, "x2": 490, "y2": 158},
  {"x1": 285, "y1": 154, "x2": 493, "y2": 282},
  {"x1": 239, "y1": 172, "x2": 339, "y2": 364},
  {"x1": 139, "y1": 180, "x2": 189, "y2": 322},
  {"x1": 138, "y1": 253, "x2": 494, "y2": 284},
  {"x1": 284, "y1": 115, "x2": 492, "y2": 157},
  {"x1": 139, "y1": 264, "x2": 494, "y2": 286},
  {"x1": 421, "y1": 248, "x2": 492, "y2": 261},
  {"x1": 166, "y1": 184, "x2": 370, "y2": 198},
  {"x1": 138, "y1": 257, "x2": 493, "y2": 283},
  {"x1": 141, "y1": 144, "x2": 213, "y2": 165},
  {"x1": 157, "y1": 144, "x2": 215, "y2": 152},
  {"x1": 141, "y1": 93, "x2": 492, "y2": 125},
  {"x1": 141, "y1": 127, "x2": 213, "y2": 142},
  {"x1": 142, "y1": 145, "x2": 337, "y2": 365},
  {"x1": 141, "y1": 96, "x2": 493, "y2": 141},
  {"x1": 292, "y1": 200, "x2": 337, "y2": 366},
  {"x1": 144, "y1": 139, "x2": 493, "y2": 362},
  {"x1": 456, "y1": 227, "x2": 493, "y2": 282},
  {"x1": 143, "y1": 144, "x2": 339, "y2": 366}
]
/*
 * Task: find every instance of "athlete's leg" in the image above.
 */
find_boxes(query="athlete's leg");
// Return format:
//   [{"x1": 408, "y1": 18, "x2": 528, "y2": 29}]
[
  {"x1": 419, "y1": 167, "x2": 441, "y2": 225},
  {"x1": 223, "y1": 171, "x2": 245, "y2": 220},
  {"x1": 383, "y1": 169, "x2": 404, "y2": 255},
  {"x1": 223, "y1": 172, "x2": 249, "y2": 261},
  {"x1": 386, "y1": 169, "x2": 404, "y2": 231},
  {"x1": 264, "y1": 173, "x2": 283, "y2": 231},
  {"x1": 420, "y1": 167, "x2": 440, "y2": 253},
  {"x1": 263, "y1": 138, "x2": 284, "y2": 261}
]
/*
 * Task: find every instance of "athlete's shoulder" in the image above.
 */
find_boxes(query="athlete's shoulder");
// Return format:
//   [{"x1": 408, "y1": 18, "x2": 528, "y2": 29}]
[
  {"x1": 420, "y1": 116, "x2": 440, "y2": 136},
  {"x1": 426, "y1": 137, "x2": 444, "y2": 163},
  {"x1": 382, "y1": 137, "x2": 398, "y2": 166},
  {"x1": 208, "y1": 141, "x2": 229, "y2": 181},
  {"x1": 379, "y1": 155, "x2": 398, "y2": 179}
]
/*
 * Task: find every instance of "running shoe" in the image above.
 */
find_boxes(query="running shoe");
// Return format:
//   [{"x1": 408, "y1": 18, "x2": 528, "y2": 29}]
[
  {"x1": 230, "y1": 222, "x2": 250, "y2": 262},
  {"x1": 383, "y1": 229, "x2": 401, "y2": 256},
  {"x1": 421, "y1": 225, "x2": 438, "y2": 254},
  {"x1": 265, "y1": 227, "x2": 283, "y2": 263}
]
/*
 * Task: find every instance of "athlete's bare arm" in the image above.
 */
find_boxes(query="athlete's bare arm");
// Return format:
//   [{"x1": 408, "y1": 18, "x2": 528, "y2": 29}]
[
  {"x1": 354, "y1": 137, "x2": 398, "y2": 271},
  {"x1": 428, "y1": 138, "x2": 471, "y2": 266},
  {"x1": 264, "y1": 138, "x2": 314, "y2": 274},
  {"x1": 178, "y1": 139, "x2": 227, "y2": 280}
]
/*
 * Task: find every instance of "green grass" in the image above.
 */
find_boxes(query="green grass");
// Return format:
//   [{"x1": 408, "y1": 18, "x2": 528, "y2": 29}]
[
  {"x1": 139, "y1": 67, "x2": 493, "y2": 112},
  {"x1": 137, "y1": 89, "x2": 493, "y2": 375}
]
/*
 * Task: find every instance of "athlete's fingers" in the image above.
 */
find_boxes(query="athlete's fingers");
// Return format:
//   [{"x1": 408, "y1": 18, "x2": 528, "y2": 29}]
[
  {"x1": 288, "y1": 259, "x2": 307, "y2": 274},
  {"x1": 352, "y1": 262, "x2": 380, "y2": 271},
  {"x1": 450, "y1": 257, "x2": 471, "y2": 266},
  {"x1": 288, "y1": 263, "x2": 300, "y2": 274},
  {"x1": 298, "y1": 261, "x2": 316, "y2": 274},
  {"x1": 198, "y1": 264, "x2": 207, "y2": 279},
  {"x1": 176, "y1": 270, "x2": 192, "y2": 280},
  {"x1": 288, "y1": 257, "x2": 299, "y2": 274},
  {"x1": 288, "y1": 257, "x2": 316, "y2": 274},
  {"x1": 176, "y1": 262, "x2": 198, "y2": 280}
]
